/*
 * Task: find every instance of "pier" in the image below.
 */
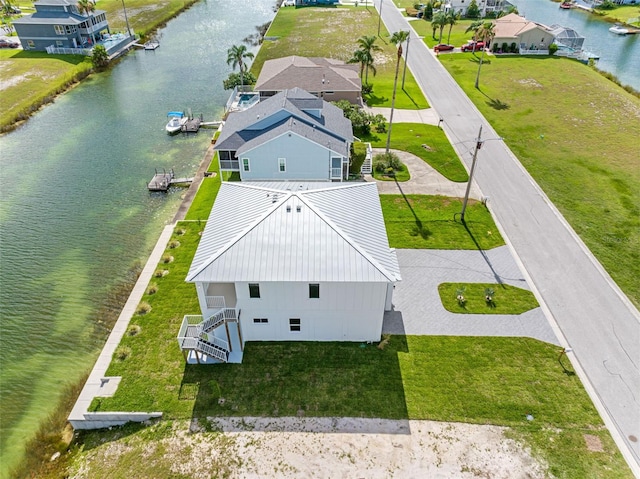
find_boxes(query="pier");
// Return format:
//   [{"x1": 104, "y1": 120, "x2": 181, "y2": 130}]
[
  {"x1": 181, "y1": 116, "x2": 202, "y2": 133},
  {"x1": 147, "y1": 169, "x2": 193, "y2": 191}
]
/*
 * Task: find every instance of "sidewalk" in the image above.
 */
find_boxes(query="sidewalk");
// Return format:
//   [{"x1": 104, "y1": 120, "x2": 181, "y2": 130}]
[{"x1": 364, "y1": 106, "x2": 442, "y2": 126}]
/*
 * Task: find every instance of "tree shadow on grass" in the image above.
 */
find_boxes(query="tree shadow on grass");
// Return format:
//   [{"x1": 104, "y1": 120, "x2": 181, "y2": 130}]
[
  {"x1": 476, "y1": 86, "x2": 510, "y2": 110},
  {"x1": 364, "y1": 92, "x2": 390, "y2": 106}
]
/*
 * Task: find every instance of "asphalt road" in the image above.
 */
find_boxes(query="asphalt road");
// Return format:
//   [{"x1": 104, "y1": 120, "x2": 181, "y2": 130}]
[{"x1": 376, "y1": 4, "x2": 640, "y2": 475}]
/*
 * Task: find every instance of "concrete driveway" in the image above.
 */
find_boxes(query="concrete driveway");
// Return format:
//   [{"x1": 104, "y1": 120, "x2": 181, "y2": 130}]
[{"x1": 384, "y1": 247, "x2": 559, "y2": 345}]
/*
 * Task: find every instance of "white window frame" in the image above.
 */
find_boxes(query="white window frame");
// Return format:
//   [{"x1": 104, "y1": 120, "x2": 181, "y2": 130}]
[
  {"x1": 242, "y1": 158, "x2": 250, "y2": 172},
  {"x1": 278, "y1": 157, "x2": 286, "y2": 173},
  {"x1": 54, "y1": 25, "x2": 65, "y2": 35}
]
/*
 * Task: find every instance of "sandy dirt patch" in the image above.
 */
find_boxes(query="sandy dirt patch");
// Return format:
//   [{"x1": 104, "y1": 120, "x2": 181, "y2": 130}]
[{"x1": 71, "y1": 417, "x2": 548, "y2": 478}]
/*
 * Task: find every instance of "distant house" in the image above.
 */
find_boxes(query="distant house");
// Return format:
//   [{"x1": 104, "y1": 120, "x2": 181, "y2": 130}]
[
  {"x1": 13, "y1": 0, "x2": 110, "y2": 51},
  {"x1": 215, "y1": 88, "x2": 354, "y2": 182},
  {"x1": 255, "y1": 56, "x2": 362, "y2": 105},
  {"x1": 443, "y1": 0, "x2": 506, "y2": 17},
  {"x1": 493, "y1": 13, "x2": 555, "y2": 53},
  {"x1": 178, "y1": 181, "x2": 401, "y2": 364}
]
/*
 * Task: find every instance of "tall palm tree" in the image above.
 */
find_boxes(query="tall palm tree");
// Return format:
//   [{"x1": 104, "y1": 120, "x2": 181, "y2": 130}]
[
  {"x1": 347, "y1": 48, "x2": 368, "y2": 81},
  {"x1": 431, "y1": 11, "x2": 446, "y2": 42},
  {"x1": 385, "y1": 30, "x2": 409, "y2": 154},
  {"x1": 77, "y1": 0, "x2": 97, "y2": 46},
  {"x1": 356, "y1": 35, "x2": 382, "y2": 84},
  {"x1": 474, "y1": 21, "x2": 495, "y2": 89},
  {"x1": 465, "y1": 19, "x2": 483, "y2": 39},
  {"x1": 226, "y1": 44, "x2": 255, "y2": 88},
  {"x1": 445, "y1": 11, "x2": 459, "y2": 45}
]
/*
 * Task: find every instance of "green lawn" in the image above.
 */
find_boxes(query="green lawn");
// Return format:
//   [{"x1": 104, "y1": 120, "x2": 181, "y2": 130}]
[
  {"x1": 364, "y1": 122, "x2": 469, "y2": 182},
  {"x1": 411, "y1": 17, "x2": 477, "y2": 48},
  {"x1": 253, "y1": 6, "x2": 428, "y2": 110},
  {"x1": 380, "y1": 194, "x2": 504, "y2": 249},
  {"x1": 594, "y1": 5, "x2": 640, "y2": 26},
  {"x1": 439, "y1": 54, "x2": 640, "y2": 308},
  {"x1": 438, "y1": 282, "x2": 540, "y2": 314}
]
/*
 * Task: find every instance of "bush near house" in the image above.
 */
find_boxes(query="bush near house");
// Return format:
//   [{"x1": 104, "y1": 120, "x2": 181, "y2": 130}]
[{"x1": 350, "y1": 141, "x2": 367, "y2": 175}]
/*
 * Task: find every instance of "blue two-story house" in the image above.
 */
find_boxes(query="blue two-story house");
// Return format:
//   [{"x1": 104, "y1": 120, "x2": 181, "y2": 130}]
[
  {"x1": 13, "y1": 0, "x2": 110, "y2": 51},
  {"x1": 215, "y1": 88, "x2": 354, "y2": 182}
]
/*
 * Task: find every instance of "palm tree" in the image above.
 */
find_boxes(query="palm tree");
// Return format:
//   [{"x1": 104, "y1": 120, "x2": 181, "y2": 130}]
[
  {"x1": 77, "y1": 0, "x2": 97, "y2": 46},
  {"x1": 445, "y1": 11, "x2": 459, "y2": 45},
  {"x1": 356, "y1": 35, "x2": 382, "y2": 84},
  {"x1": 474, "y1": 21, "x2": 495, "y2": 89},
  {"x1": 226, "y1": 44, "x2": 255, "y2": 89},
  {"x1": 431, "y1": 11, "x2": 446, "y2": 42},
  {"x1": 385, "y1": 30, "x2": 409, "y2": 154},
  {"x1": 347, "y1": 49, "x2": 368, "y2": 81},
  {"x1": 465, "y1": 19, "x2": 483, "y2": 39}
]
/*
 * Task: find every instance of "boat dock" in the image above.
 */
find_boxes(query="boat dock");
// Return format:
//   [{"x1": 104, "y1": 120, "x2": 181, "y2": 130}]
[
  {"x1": 181, "y1": 116, "x2": 202, "y2": 133},
  {"x1": 147, "y1": 169, "x2": 194, "y2": 191}
]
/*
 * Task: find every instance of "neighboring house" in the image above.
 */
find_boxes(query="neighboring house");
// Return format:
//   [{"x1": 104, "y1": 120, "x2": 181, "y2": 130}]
[
  {"x1": 254, "y1": 56, "x2": 362, "y2": 105},
  {"x1": 178, "y1": 181, "x2": 401, "y2": 364},
  {"x1": 442, "y1": 0, "x2": 505, "y2": 17},
  {"x1": 493, "y1": 13, "x2": 555, "y2": 53},
  {"x1": 13, "y1": 0, "x2": 110, "y2": 51},
  {"x1": 215, "y1": 88, "x2": 354, "y2": 182}
]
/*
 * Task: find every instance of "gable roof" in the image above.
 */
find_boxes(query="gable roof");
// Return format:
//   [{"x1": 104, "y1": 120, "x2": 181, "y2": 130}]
[
  {"x1": 493, "y1": 13, "x2": 552, "y2": 39},
  {"x1": 187, "y1": 182, "x2": 400, "y2": 284},
  {"x1": 215, "y1": 88, "x2": 352, "y2": 155},
  {"x1": 255, "y1": 56, "x2": 361, "y2": 93}
]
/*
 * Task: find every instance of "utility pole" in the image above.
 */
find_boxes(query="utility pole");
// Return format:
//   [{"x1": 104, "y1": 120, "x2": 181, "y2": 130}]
[
  {"x1": 377, "y1": 0, "x2": 383, "y2": 36},
  {"x1": 460, "y1": 125, "x2": 483, "y2": 223},
  {"x1": 401, "y1": 33, "x2": 410, "y2": 89}
]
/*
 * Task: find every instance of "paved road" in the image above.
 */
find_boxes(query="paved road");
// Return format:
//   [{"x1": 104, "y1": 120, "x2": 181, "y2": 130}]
[{"x1": 376, "y1": 3, "x2": 640, "y2": 474}]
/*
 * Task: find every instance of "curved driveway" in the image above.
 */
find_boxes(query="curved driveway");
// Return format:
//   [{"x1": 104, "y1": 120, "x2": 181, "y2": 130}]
[{"x1": 376, "y1": 3, "x2": 640, "y2": 473}]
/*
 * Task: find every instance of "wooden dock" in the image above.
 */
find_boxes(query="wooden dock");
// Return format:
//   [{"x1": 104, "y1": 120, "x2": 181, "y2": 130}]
[
  {"x1": 181, "y1": 115, "x2": 202, "y2": 133},
  {"x1": 147, "y1": 169, "x2": 194, "y2": 191}
]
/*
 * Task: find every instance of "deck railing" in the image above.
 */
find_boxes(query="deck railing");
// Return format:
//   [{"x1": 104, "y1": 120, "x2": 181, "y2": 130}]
[{"x1": 205, "y1": 295, "x2": 226, "y2": 309}]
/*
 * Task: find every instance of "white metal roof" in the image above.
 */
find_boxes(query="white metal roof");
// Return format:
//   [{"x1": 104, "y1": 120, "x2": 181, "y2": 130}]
[{"x1": 187, "y1": 182, "x2": 400, "y2": 284}]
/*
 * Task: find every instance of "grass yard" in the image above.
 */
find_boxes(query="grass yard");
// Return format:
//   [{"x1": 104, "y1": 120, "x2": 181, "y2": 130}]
[
  {"x1": 363, "y1": 122, "x2": 469, "y2": 181},
  {"x1": 438, "y1": 282, "x2": 540, "y2": 314},
  {"x1": 595, "y1": 5, "x2": 640, "y2": 26},
  {"x1": 254, "y1": 6, "x2": 429, "y2": 110},
  {"x1": 439, "y1": 54, "x2": 640, "y2": 307},
  {"x1": 380, "y1": 194, "x2": 504, "y2": 249},
  {"x1": 410, "y1": 17, "x2": 477, "y2": 49},
  {"x1": 0, "y1": 50, "x2": 92, "y2": 131},
  {"x1": 372, "y1": 166, "x2": 410, "y2": 181}
]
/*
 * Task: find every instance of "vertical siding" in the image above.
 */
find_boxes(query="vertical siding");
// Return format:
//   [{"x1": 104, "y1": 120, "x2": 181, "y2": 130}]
[{"x1": 237, "y1": 281, "x2": 387, "y2": 342}]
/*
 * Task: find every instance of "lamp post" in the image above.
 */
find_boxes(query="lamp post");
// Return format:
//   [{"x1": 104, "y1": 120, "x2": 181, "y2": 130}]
[
  {"x1": 377, "y1": 0, "x2": 383, "y2": 36},
  {"x1": 401, "y1": 33, "x2": 410, "y2": 89},
  {"x1": 121, "y1": 0, "x2": 131, "y2": 37},
  {"x1": 459, "y1": 125, "x2": 483, "y2": 223}
]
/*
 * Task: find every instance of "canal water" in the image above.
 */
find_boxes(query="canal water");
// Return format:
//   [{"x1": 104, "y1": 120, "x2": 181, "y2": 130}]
[
  {"x1": 0, "y1": 0, "x2": 274, "y2": 475},
  {"x1": 511, "y1": 0, "x2": 640, "y2": 90}
]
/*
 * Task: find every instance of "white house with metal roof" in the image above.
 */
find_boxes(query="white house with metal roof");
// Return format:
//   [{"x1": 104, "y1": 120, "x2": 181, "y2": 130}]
[
  {"x1": 215, "y1": 88, "x2": 353, "y2": 182},
  {"x1": 177, "y1": 181, "x2": 400, "y2": 364}
]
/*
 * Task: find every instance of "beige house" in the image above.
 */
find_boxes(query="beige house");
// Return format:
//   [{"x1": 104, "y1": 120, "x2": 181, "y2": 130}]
[
  {"x1": 254, "y1": 56, "x2": 362, "y2": 105},
  {"x1": 493, "y1": 13, "x2": 555, "y2": 53}
]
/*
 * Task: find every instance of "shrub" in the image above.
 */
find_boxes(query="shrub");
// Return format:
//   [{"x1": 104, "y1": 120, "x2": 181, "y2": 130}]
[
  {"x1": 373, "y1": 152, "x2": 403, "y2": 174},
  {"x1": 168, "y1": 240, "x2": 180, "y2": 249},
  {"x1": 501, "y1": 42, "x2": 509, "y2": 53},
  {"x1": 222, "y1": 71, "x2": 256, "y2": 90},
  {"x1": 162, "y1": 254, "x2": 174, "y2": 264},
  {"x1": 91, "y1": 45, "x2": 109, "y2": 69},
  {"x1": 548, "y1": 43, "x2": 558, "y2": 55},
  {"x1": 114, "y1": 346, "x2": 132, "y2": 362},
  {"x1": 127, "y1": 325, "x2": 141, "y2": 336},
  {"x1": 136, "y1": 302, "x2": 152, "y2": 315},
  {"x1": 362, "y1": 82, "x2": 373, "y2": 95},
  {"x1": 510, "y1": 42, "x2": 518, "y2": 53},
  {"x1": 146, "y1": 283, "x2": 158, "y2": 295},
  {"x1": 350, "y1": 142, "x2": 367, "y2": 175},
  {"x1": 154, "y1": 269, "x2": 169, "y2": 278}
]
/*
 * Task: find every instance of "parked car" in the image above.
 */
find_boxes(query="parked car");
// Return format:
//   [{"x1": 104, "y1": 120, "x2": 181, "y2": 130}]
[
  {"x1": 434, "y1": 44, "x2": 455, "y2": 53},
  {"x1": 0, "y1": 38, "x2": 19, "y2": 48},
  {"x1": 461, "y1": 41, "x2": 485, "y2": 52}
]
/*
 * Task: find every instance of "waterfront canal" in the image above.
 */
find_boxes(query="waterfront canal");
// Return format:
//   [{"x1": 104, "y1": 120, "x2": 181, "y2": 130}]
[
  {"x1": 0, "y1": 0, "x2": 274, "y2": 475},
  {"x1": 512, "y1": 0, "x2": 640, "y2": 90}
]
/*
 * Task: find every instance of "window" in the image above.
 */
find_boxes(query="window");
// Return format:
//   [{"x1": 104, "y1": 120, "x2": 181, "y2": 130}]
[
  {"x1": 249, "y1": 283, "x2": 260, "y2": 298},
  {"x1": 253, "y1": 318, "x2": 268, "y2": 323},
  {"x1": 289, "y1": 318, "x2": 301, "y2": 332},
  {"x1": 309, "y1": 284, "x2": 320, "y2": 299},
  {"x1": 27, "y1": 40, "x2": 35, "y2": 48},
  {"x1": 242, "y1": 158, "x2": 250, "y2": 172},
  {"x1": 56, "y1": 40, "x2": 63, "y2": 46},
  {"x1": 54, "y1": 25, "x2": 65, "y2": 35},
  {"x1": 65, "y1": 25, "x2": 76, "y2": 34},
  {"x1": 278, "y1": 158, "x2": 286, "y2": 172}
]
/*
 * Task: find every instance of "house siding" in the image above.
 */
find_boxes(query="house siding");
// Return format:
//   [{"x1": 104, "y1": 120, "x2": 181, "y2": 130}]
[
  {"x1": 235, "y1": 281, "x2": 387, "y2": 342},
  {"x1": 240, "y1": 132, "x2": 344, "y2": 181}
]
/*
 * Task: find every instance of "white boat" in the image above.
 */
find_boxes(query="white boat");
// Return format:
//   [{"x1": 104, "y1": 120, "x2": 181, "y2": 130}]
[
  {"x1": 609, "y1": 24, "x2": 629, "y2": 35},
  {"x1": 166, "y1": 111, "x2": 187, "y2": 134}
]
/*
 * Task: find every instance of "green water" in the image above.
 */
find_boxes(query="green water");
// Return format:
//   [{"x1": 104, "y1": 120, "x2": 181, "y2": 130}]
[{"x1": 0, "y1": 0, "x2": 274, "y2": 475}]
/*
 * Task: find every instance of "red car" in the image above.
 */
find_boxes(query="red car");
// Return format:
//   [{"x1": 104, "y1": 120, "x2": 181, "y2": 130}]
[
  {"x1": 0, "y1": 38, "x2": 19, "y2": 49},
  {"x1": 434, "y1": 44, "x2": 455, "y2": 53},
  {"x1": 461, "y1": 41, "x2": 485, "y2": 52}
]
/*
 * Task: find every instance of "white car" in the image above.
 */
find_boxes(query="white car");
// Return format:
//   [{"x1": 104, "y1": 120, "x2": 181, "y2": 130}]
[{"x1": 282, "y1": 0, "x2": 295, "y2": 6}]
